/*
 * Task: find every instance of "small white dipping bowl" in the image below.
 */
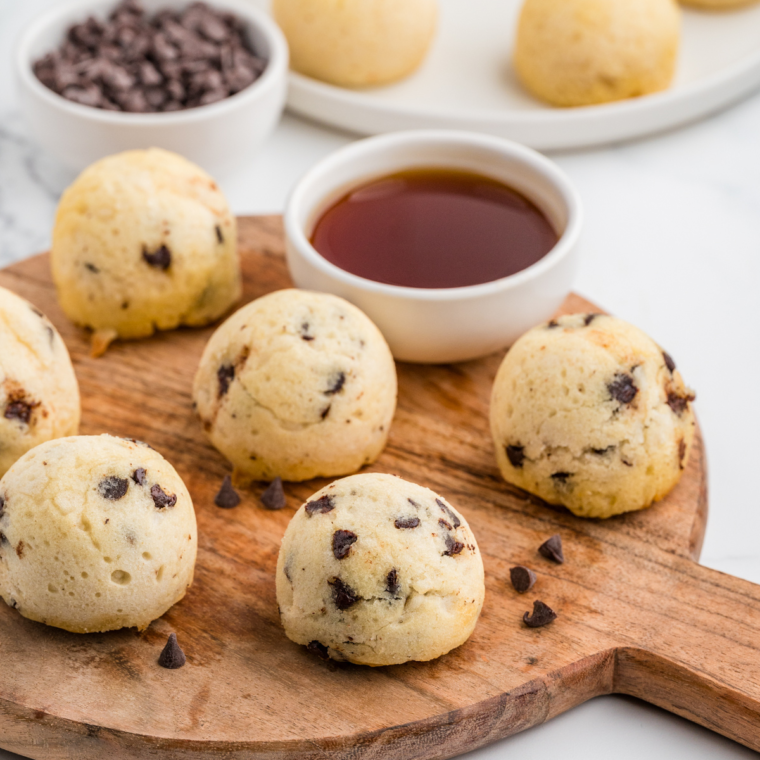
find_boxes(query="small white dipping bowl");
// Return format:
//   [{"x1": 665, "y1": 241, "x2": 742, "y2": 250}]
[
  {"x1": 284, "y1": 130, "x2": 583, "y2": 364},
  {"x1": 15, "y1": 0, "x2": 288, "y2": 177}
]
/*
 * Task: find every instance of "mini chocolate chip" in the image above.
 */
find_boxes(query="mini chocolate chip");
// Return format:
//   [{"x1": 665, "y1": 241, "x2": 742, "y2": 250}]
[
  {"x1": 99, "y1": 476, "x2": 129, "y2": 500},
  {"x1": 306, "y1": 641, "x2": 330, "y2": 660},
  {"x1": 214, "y1": 475, "x2": 240, "y2": 509},
  {"x1": 332, "y1": 530, "x2": 358, "y2": 560},
  {"x1": 261, "y1": 477, "x2": 286, "y2": 510},
  {"x1": 436, "y1": 498, "x2": 461, "y2": 529},
  {"x1": 667, "y1": 390, "x2": 695, "y2": 415},
  {"x1": 15, "y1": 541, "x2": 24, "y2": 559},
  {"x1": 592, "y1": 446, "x2": 615, "y2": 456},
  {"x1": 408, "y1": 498, "x2": 420, "y2": 507},
  {"x1": 151, "y1": 484, "x2": 177, "y2": 509},
  {"x1": 306, "y1": 494, "x2": 335, "y2": 516},
  {"x1": 142, "y1": 245, "x2": 171, "y2": 270},
  {"x1": 538, "y1": 534, "x2": 564, "y2": 564},
  {"x1": 0, "y1": 532, "x2": 8, "y2": 545},
  {"x1": 215, "y1": 225, "x2": 223, "y2": 244},
  {"x1": 523, "y1": 600, "x2": 557, "y2": 628},
  {"x1": 506, "y1": 445, "x2": 525, "y2": 468},
  {"x1": 329, "y1": 577, "x2": 359, "y2": 610},
  {"x1": 679, "y1": 439, "x2": 687, "y2": 470},
  {"x1": 547, "y1": 319, "x2": 559, "y2": 328},
  {"x1": 386, "y1": 568, "x2": 400, "y2": 596},
  {"x1": 663, "y1": 352, "x2": 676, "y2": 373},
  {"x1": 320, "y1": 405, "x2": 331, "y2": 420},
  {"x1": 510, "y1": 566, "x2": 537, "y2": 593},
  {"x1": 217, "y1": 364, "x2": 234, "y2": 397},
  {"x1": 300, "y1": 322, "x2": 315, "y2": 341},
  {"x1": 551, "y1": 472, "x2": 571, "y2": 484},
  {"x1": 439, "y1": 518, "x2": 453, "y2": 531},
  {"x1": 132, "y1": 468, "x2": 147, "y2": 486},
  {"x1": 4, "y1": 401, "x2": 33, "y2": 424},
  {"x1": 325, "y1": 371, "x2": 346, "y2": 395},
  {"x1": 84, "y1": 262, "x2": 100, "y2": 273},
  {"x1": 608, "y1": 373, "x2": 638, "y2": 405},
  {"x1": 158, "y1": 633, "x2": 186, "y2": 669},
  {"x1": 443, "y1": 535, "x2": 465, "y2": 557},
  {"x1": 394, "y1": 517, "x2": 420, "y2": 529},
  {"x1": 584, "y1": 313, "x2": 600, "y2": 326}
]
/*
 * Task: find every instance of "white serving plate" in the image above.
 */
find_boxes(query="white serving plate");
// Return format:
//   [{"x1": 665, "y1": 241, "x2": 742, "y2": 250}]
[{"x1": 285, "y1": 0, "x2": 760, "y2": 151}]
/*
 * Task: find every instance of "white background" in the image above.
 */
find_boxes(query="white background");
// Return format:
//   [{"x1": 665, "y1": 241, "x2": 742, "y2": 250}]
[{"x1": 1, "y1": 0, "x2": 760, "y2": 757}]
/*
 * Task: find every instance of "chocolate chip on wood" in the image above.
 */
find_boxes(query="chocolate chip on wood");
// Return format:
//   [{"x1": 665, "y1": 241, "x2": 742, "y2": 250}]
[
  {"x1": 215, "y1": 475, "x2": 240, "y2": 509},
  {"x1": 523, "y1": 600, "x2": 557, "y2": 628},
  {"x1": 260, "y1": 477, "x2": 286, "y2": 510},
  {"x1": 538, "y1": 534, "x2": 564, "y2": 564},
  {"x1": 158, "y1": 633, "x2": 186, "y2": 669}
]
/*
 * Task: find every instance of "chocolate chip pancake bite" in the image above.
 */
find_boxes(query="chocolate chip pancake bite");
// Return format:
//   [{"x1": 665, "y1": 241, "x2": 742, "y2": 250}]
[
  {"x1": 514, "y1": 0, "x2": 681, "y2": 107},
  {"x1": 272, "y1": 0, "x2": 438, "y2": 87},
  {"x1": 51, "y1": 148, "x2": 241, "y2": 355},
  {"x1": 490, "y1": 314, "x2": 696, "y2": 519},
  {"x1": 0, "y1": 286, "x2": 80, "y2": 478},
  {"x1": 0, "y1": 435, "x2": 197, "y2": 633},
  {"x1": 276, "y1": 473, "x2": 485, "y2": 666},
  {"x1": 193, "y1": 290, "x2": 397, "y2": 483}
]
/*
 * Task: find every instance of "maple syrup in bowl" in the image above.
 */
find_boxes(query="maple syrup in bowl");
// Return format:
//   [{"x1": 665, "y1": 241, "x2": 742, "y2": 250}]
[{"x1": 284, "y1": 131, "x2": 582, "y2": 364}]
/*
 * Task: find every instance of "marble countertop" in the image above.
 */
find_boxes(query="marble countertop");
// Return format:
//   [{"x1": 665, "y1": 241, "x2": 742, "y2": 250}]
[{"x1": 2, "y1": 0, "x2": 760, "y2": 757}]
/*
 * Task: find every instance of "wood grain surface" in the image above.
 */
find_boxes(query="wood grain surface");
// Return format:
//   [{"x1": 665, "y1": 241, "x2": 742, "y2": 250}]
[{"x1": 0, "y1": 216, "x2": 757, "y2": 760}]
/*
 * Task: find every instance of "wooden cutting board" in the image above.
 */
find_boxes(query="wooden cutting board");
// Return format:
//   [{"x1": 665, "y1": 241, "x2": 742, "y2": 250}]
[{"x1": 0, "y1": 216, "x2": 757, "y2": 760}]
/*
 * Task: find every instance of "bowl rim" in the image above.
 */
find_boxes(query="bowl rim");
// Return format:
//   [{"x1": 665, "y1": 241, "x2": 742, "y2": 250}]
[
  {"x1": 14, "y1": 0, "x2": 289, "y2": 125},
  {"x1": 284, "y1": 129, "x2": 583, "y2": 302}
]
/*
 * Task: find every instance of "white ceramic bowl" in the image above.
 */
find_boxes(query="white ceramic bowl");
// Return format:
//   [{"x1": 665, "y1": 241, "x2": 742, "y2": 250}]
[
  {"x1": 284, "y1": 130, "x2": 583, "y2": 364},
  {"x1": 15, "y1": 0, "x2": 288, "y2": 177}
]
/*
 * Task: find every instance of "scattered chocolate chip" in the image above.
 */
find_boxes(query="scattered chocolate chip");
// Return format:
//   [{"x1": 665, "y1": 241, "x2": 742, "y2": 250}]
[
  {"x1": 407, "y1": 498, "x2": 420, "y2": 508},
  {"x1": 443, "y1": 535, "x2": 464, "y2": 557},
  {"x1": 215, "y1": 225, "x2": 223, "y2": 244},
  {"x1": 0, "y1": 532, "x2": 7, "y2": 546},
  {"x1": 15, "y1": 541, "x2": 24, "y2": 559},
  {"x1": 151, "y1": 484, "x2": 177, "y2": 509},
  {"x1": 510, "y1": 566, "x2": 537, "y2": 593},
  {"x1": 583, "y1": 313, "x2": 600, "y2": 326},
  {"x1": 438, "y1": 518, "x2": 453, "y2": 531},
  {"x1": 84, "y1": 262, "x2": 100, "y2": 273},
  {"x1": 306, "y1": 495, "x2": 335, "y2": 516},
  {"x1": 142, "y1": 245, "x2": 171, "y2": 270},
  {"x1": 132, "y1": 468, "x2": 147, "y2": 486},
  {"x1": 320, "y1": 405, "x2": 331, "y2": 420},
  {"x1": 663, "y1": 352, "x2": 676, "y2": 373},
  {"x1": 667, "y1": 390, "x2": 696, "y2": 415},
  {"x1": 538, "y1": 534, "x2": 564, "y2": 564},
  {"x1": 608, "y1": 373, "x2": 638, "y2": 405},
  {"x1": 591, "y1": 446, "x2": 615, "y2": 456},
  {"x1": 436, "y1": 499, "x2": 461, "y2": 529},
  {"x1": 4, "y1": 401, "x2": 33, "y2": 424},
  {"x1": 306, "y1": 641, "x2": 330, "y2": 660},
  {"x1": 300, "y1": 322, "x2": 315, "y2": 341},
  {"x1": 332, "y1": 530, "x2": 358, "y2": 560},
  {"x1": 214, "y1": 475, "x2": 240, "y2": 509},
  {"x1": 679, "y1": 439, "x2": 687, "y2": 469},
  {"x1": 551, "y1": 472, "x2": 571, "y2": 484},
  {"x1": 325, "y1": 371, "x2": 346, "y2": 395},
  {"x1": 158, "y1": 632, "x2": 186, "y2": 669},
  {"x1": 386, "y1": 568, "x2": 400, "y2": 596},
  {"x1": 329, "y1": 577, "x2": 359, "y2": 610},
  {"x1": 394, "y1": 517, "x2": 420, "y2": 529},
  {"x1": 506, "y1": 445, "x2": 525, "y2": 468},
  {"x1": 547, "y1": 319, "x2": 559, "y2": 328},
  {"x1": 217, "y1": 364, "x2": 234, "y2": 397},
  {"x1": 98, "y1": 476, "x2": 129, "y2": 500},
  {"x1": 523, "y1": 600, "x2": 557, "y2": 628},
  {"x1": 261, "y1": 477, "x2": 286, "y2": 510}
]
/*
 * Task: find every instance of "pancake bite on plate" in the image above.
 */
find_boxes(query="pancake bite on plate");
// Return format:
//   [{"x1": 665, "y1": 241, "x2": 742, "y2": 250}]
[
  {"x1": 0, "y1": 435, "x2": 196, "y2": 633},
  {"x1": 514, "y1": 0, "x2": 681, "y2": 107},
  {"x1": 276, "y1": 473, "x2": 485, "y2": 666},
  {"x1": 0, "y1": 286, "x2": 79, "y2": 478},
  {"x1": 51, "y1": 148, "x2": 241, "y2": 355},
  {"x1": 193, "y1": 289, "x2": 397, "y2": 483},
  {"x1": 272, "y1": 0, "x2": 438, "y2": 87},
  {"x1": 490, "y1": 314, "x2": 696, "y2": 519}
]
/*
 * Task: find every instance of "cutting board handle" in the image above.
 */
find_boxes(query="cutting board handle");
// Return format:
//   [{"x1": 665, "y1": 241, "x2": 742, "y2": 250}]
[{"x1": 613, "y1": 560, "x2": 760, "y2": 749}]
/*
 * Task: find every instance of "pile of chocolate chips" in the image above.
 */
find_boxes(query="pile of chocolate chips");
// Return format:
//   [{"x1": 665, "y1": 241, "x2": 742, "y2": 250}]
[{"x1": 33, "y1": 0, "x2": 267, "y2": 113}]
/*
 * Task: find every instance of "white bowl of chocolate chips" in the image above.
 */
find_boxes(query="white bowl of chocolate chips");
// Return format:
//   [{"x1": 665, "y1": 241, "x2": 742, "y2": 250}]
[{"x1": 15, "y1": 0, "x2": 288, "y2": 177}]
